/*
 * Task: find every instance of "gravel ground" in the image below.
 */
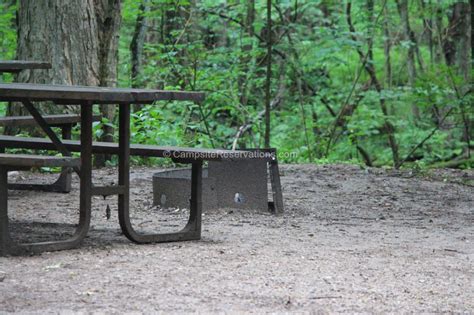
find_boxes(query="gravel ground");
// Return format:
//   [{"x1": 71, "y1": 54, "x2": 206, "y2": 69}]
[{"x1": 0, "y1": 164, "x2": 473, "y2": 313}]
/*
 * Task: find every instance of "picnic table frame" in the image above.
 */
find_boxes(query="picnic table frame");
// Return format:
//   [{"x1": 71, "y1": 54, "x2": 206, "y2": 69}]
[{"x1": 0, "y1": 83, "x2": 205, "y2": 255}]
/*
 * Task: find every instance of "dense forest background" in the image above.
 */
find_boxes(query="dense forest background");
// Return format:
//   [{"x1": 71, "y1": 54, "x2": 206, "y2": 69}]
[{"x1": 0, "y1": 0, "x2": 472, "y2": 168}]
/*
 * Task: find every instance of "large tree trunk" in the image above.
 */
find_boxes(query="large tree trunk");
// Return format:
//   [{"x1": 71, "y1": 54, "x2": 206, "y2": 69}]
[
  {"x1": 9, "y1": 0, "x2": 121, "y2": 166},
  {"x1": 11, "y1": 0, "x2": 99, "y2": 119}
]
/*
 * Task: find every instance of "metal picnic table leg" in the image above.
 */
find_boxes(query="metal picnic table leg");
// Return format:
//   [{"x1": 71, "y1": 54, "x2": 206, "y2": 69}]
[
  {"x1": 118, "y1": 103, "x2": 203, "y2": 243},
  {"x1": 0, "y1": 102, "x2": 93, "y2": 256},
  {"x1": 0, "y1": 166, "x2": 11, "y2": 255}
]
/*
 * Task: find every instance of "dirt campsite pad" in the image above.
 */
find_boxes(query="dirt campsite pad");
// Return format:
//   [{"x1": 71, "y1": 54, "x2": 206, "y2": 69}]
[{"x1": 0, "y1": 164, "x2": 473, "y2": 313}]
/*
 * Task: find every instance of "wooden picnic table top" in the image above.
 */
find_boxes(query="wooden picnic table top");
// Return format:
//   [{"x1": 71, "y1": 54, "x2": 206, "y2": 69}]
[
  {"x1": 0, "y1": 60, "x2": 52, "y2": 73},
  {"x1": 0, "y1": 83, "x2": 205, "y2": 104}
]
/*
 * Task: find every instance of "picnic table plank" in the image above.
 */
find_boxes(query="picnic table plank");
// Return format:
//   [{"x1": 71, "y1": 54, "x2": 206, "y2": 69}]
[
  {"x1": 0, "y1": 153, "x2": 79, "y2": 168},
  {"x1": 0, "y1": 83, "x2": 205, "y2": 103},
  {"x1": 0, "y1": 60, "x2": 52, "y2": 73},
  {"x1": 0, "y1": 114, "x2": 101, "y2": 127}
]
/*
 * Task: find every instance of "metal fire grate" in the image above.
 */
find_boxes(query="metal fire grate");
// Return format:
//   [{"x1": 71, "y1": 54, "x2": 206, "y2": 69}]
[{"x1": 153, "y1": 160, "x2": 269, "y2": 212}]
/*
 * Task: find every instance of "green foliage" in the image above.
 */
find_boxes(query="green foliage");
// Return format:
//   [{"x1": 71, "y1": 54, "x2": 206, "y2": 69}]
[
  {"x1": 0, "y1": 1, "x2": 16, "y2": 118},
  {"x1": 0, "y1": 1, "x2": 16, "y2": 61},
  {"x1": 1, "y1": 0, "x2": 472, "y2": 168},
  {"x1": 114, "y1": 0, "x2": 472, "y2": 167}
]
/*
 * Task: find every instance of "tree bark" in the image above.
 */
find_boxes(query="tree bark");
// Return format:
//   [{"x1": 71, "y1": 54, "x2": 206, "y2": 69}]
[
  {"x1": 12, "y1": 0, "x2": 99, "y2": 116},
  {"x1": 367, "y1": 0, "x2": 375, "y2": 61},
  {"x1": 94, "y1": 0, "x2": 121, "y2": 167},
  {"x1": 238, "y1": 0, "x2": 255, "y2": 107},
  {"x1": 130, "y1": 0, "x2": 150, "y2": 89},
  {"x1": 396, "y1": 0, "x2": 419, "y2": 118},
  {"x1": 471, "y1": 0, "x2": 474, "y2": 70},
  {"x1": 445, "y1": 1, "x2": 470, "y2": 82},
  {"x1": 9, "y1": 0, "x2": 121, "y2": 151},
  {"x1": 454, "y1": 2, "x2": 470, "y2": 82},
  {"x1": 383, "y1": 5, "x2": 392, "y2": 88},
  {"x1": 264, "y1": 0, "x2": 272, "y2": 148},
  {"x1": 396, "y1": 0, "x2": 417, "y2": 85},
  {"x1": 420, "y1": 0, "x2": 434, "y2": 64},
  {"x1": 434, "y1": 1, "x2": 444, "y2": 64}
]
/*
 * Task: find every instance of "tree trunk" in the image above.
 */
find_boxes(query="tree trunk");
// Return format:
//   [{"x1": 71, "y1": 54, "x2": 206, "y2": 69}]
[
  {"x1": 246, "y1": 0, "x2": 255, "y2": 37},
  {"x1": 9, "y1": 0, "x2": 120, "y2": 164},
  {"x1": 444, "y1": 1, "x2": 470, "y2": 81},
  {"x1": 238, "y1": 0, "x2": 255, "y2": 107},
  {"x1": 367, "y1": 0, "x2": 374, "y2": 62},
  {"x1": 471, "y1": 0, "x2": 474, "y2": 70},
  {"x1": 420, "y1": 0, "x2": 434, "y2": 64},
  {"x1": 264, "y1": 0, "x2": 272, "y2": 148},
  {"x1": 383, "y1": 5, "x2": 392, "y2": 88},
  {"x1": 396, "y1": 0, "x2": 417, "y2": 86},
  {"x1": 396, "y1": 0, "x2": 421, "y2": 119},
  {"x1": 7, "y1": 0, "x2": 98, "y2": 134},
  {"x1": 130, "y1": 0, "x2": 150, "y2": 89},
  {"x1": 453, "y1": 2, "x2": 470, "y2": 82},
  {"x1": 130, "y1": 0, "x2": 150, "y2": 113},
  {"x1": 12, "y1": 0, "x2": 99, "y2": 118},
  {"x1": 216, "y1": 1, "x2": 229, "y2": 48},
  {"x1": 434, "y1": 1, "x2": 444, "y2": 64},
  {"x1": 94, "y1": 0, "x2": 121, "y2": 167}
]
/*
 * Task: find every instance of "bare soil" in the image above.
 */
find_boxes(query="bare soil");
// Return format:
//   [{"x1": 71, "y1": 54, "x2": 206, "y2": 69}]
[{"x1": 0, "y1": 164, "x2": 473, "y2": 313}]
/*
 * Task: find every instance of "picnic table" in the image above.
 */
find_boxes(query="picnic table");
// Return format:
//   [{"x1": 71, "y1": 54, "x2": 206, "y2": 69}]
[{"x1": 0, "y1": 83, "x2": 205, "y2": 255}]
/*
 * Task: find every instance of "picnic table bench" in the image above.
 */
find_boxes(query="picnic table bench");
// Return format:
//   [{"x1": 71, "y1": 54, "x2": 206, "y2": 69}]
[
  {"x1": 0, "y1": 83, "x2": 283, "y2": 256},
  {"x1": 0, "y1": 114, "x2": 101, "y2": 192}
]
